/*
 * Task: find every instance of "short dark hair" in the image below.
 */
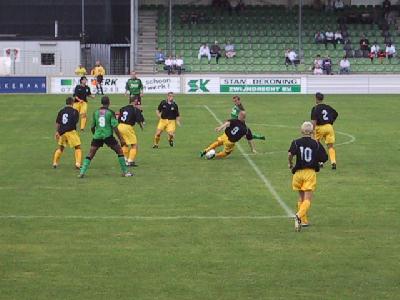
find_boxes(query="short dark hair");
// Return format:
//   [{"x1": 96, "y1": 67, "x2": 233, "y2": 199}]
[
  {"x1": 101, "y1": 96, "x2": 110, "y2": 106},
  {"x1": 80, "y1": 76, "x2": 87, "y2": 83},
  {"x1": 316, "y1": 92, "x2": 324, "y2": 101},
  {"x1": 66, "y1": 97, "x2": 74, "y2": 105}
]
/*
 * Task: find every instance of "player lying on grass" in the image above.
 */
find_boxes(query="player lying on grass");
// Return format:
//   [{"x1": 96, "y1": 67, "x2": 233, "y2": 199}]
[
  {"x1": 153, "y1": 92, "x2": 181, "y2": 148},
  {"x1": 311, "y1": 92, "x2": 339, "y2": 170},
  {"x1": 79, "y1": 96, "x2": 133, "y2": 178},
  {"x1": 118, "y1": 96, "x2": 144, "y2": 167},
  {"x1": 288, "y1": 121, "x2": 328, "y2": 231},
  {"x1": 52, "y1": 97, "x2": 82, "y2": 169},
  {"x1": 200, "y1": 110, "x2": 255, "y2": 159},
  {"x1": 73, "y1": 76, "x2": 95, "y2": 131}
]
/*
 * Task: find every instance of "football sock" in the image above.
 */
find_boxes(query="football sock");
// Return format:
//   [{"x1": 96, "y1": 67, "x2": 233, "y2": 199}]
[
  {"x1": 328, "y1": 148, "x2": 336, "y2": 164},
  {"x1": 74, "y1": 149, "x2": 82, "y2": 167},
  {"x1": 252, "y1": 133, "x2": 265, "y2": 140},
  {"x1": 80, "y1": 116, "x2": 87, "y2": 130},
  {"x1": 216, "y1": 151, "x2": 230, "y2": 158},
  {"x1": 128, "y1": 148, "x2": 137, "y2": 162},
  {"x1": 205, "y1": 140, "x2": 223, "y2": 152},
  {"x1": 53, "y1": 149, "x2": 63, "y2": 165},
  {"x1": 168, "y1": 135, "x2": 174, "y2": 142},
  {"x1": 154, "y1": 135, "x2": 161, "y2": 145},
  {"x1": 298, "y1": 201, "x2": 308, "y2": 224},
  {"x1": 80, "y1": 157, "x2": 92, "y2": 175},
  {"x1": 122, "y1": 145, "x2": 129, "y2": 159},
  {"x1": 118, "y1": 155, "x2": 128, "y2": 173},
  {"x1": 297, "y1": 199, "x2": 311, "y2": 219}
]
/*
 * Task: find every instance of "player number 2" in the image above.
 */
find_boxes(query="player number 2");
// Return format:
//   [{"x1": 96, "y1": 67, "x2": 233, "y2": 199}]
[
  {"x1": 62, "y1": 113, "x2": 68, "y2": 124},
  {"x1": 231, "y1": 126, "x2": 239, "y2": 135},
  {"x1": 121, "y1": 111, "x2": 128, "y2": 122},
  {"x1": 299, "y1": 146, "x2": 312, "y2": 162},
  {"x1": 99, "y1": 116, "x2": 106, "y2": 127},
  {"x1": 322, "y1": 109, "x2": 329, "y2": 121}
]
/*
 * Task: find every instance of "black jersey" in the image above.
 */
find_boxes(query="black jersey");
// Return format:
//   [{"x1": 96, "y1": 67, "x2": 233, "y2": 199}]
[
  {"x1": 157, "y1": 100, "x2": 180, "y2": 120},
  {"x1": 56, "y1": 106, "x2": 79, "y2": 135},
  {"x1": 225, "y1": 119, "x2": 248, "y2": 143},
  {"x1": 288, "y1": 137, "x2": 328, "y2": 174},
  {"x1": 311, "y1": 103, "x2": 338, "y2": 125},
  {"x1": 73, "y1": 84, "x2": 92, "y2": 102},
  {"x1": 118, "y1": 105, "x2": 144, "y2": 126}
]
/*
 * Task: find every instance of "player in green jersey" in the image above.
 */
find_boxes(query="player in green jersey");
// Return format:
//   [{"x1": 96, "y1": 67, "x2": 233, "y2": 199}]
[
  {"x1": 79, "y1": 96, "x2": 133, "y2": 178},
  {"x1": 125, "y1": 71, "x2": 143, "y2": 105}
]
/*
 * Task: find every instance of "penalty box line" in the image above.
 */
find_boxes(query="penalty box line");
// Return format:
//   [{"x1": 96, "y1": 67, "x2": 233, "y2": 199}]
[{"x1": 203, "y1": 105, "x2": 294, "y2": 217}]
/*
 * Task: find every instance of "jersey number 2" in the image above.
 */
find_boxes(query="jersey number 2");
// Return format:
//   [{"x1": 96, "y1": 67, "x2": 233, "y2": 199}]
[
  {"x1": 322, "y1": 109, "x2": 329, "y2": 121},
  {"x1": 299, "y1": 146, "x2": 312, "y2": 162}
]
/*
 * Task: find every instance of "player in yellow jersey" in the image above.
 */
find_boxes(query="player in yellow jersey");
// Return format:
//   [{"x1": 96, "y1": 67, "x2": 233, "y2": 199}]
[{"x1": 91, "y1": 60, "x2": 106, "y2": 95}]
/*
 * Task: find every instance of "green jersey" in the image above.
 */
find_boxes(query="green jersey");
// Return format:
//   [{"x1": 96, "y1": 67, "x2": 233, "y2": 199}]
[
  {"x1": 125, "y1": 78, "x2": 143, "y2": 95},
  {"x1": 230, "y1": 103, "x2": 245, "y2": 119},
  {"x1": 92, "y1": 107, "x2": 118, "y2": 139}
]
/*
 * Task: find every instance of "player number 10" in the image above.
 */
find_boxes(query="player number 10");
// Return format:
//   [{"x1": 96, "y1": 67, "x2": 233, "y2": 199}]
[{"x1": 299, "y1": 146, "x2": 312, "y2": 162}]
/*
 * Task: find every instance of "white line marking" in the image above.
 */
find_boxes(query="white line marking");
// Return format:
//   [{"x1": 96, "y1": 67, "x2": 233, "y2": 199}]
[
  {"x1": 0, "y1": 215, "x2": 290, "y2": 221},
  {"x1": 203, "y1": 105, "x2": 294, "y2": 217}
]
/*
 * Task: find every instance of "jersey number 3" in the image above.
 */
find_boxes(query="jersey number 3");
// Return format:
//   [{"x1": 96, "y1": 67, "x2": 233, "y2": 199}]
[
  {"x1": 121, "y1": 111, "x2": 128, "y2": 122},
  {"x1": 299, "y1": 146, "x2": 312, "y2": 162}
]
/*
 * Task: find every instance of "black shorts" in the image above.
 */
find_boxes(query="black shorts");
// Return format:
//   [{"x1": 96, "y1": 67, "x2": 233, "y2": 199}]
[
  {"x1": 91, "y1": 136, "x2": 118, "y2": 148},
  {"x1": 245, "y1": 128, "x2": 254, "y2": 141},
  {"x1": 96, "y1": 75, "x2": 103, "y2": 84},
  {"x1": 130, "y1": 94, "x2": 142, "y2": 105}
]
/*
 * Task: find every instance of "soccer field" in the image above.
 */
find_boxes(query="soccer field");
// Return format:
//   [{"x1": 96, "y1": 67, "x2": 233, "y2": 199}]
[{"x1": 0, "y1": 93, "x2": 399, "y2": 299}]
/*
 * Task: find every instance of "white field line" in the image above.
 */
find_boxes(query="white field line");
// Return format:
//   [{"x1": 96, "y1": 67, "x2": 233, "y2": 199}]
[
  {"x1": 0, "y1": 215, "x2": 290, "y2": 221},
  {"x1": 203, "y1": 105, "x2": 294, "y2": 217}
]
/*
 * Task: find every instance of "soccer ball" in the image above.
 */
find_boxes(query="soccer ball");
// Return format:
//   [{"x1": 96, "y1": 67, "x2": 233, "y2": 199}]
[{"x1": 205, "y1": 149, "x2": 216, "y2": 159}]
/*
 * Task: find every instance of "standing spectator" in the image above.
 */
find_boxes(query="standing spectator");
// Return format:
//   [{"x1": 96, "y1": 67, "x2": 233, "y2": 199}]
[
  {"x1": 339, "y1": 56, "x2": 350, "y2": 74},
  {"x1": 325, "y1": 30, "x2": 335, "y2": 49},
  {"x1": 383, "y1": 0, "x2": 392, "y2": 20},
  {"x1": 378, "y1": 49, "x2": 386, "y2": 64},
  {"x1": 91, "y1": 60, "x2": 106, "y2": 95},
  {"x1": 315, "y1": 31, "x2": 325, "y2": 45},
  {"x1": 175, "y1": 56, "x2": 184, "y2": 75},
  {"x1": 334, "y1": 30, "x2": 344, "y2": 45},
  {"x1": 155, "y1": 48, "x2": 166, "y2": 64},
  {"x1": 284, "y1": 49, "x2": 291, "y2": 67},
  {"x1": 369, "y1": 42, "x2": 380, "y2": 63},
  {"x1": 198, "y1": 44, "x2": 211, "y2": 63},
  {"x1": 386, "y1": 42, "x2": 396, "y2": 63},
  {"x1": 333, "y1": 0, "x2": 344, "y2": 11},
  {"x1": 313, "y1": 55, "x2": 324, "y2": 75},
  {"x1": 225, "y1": 40, "x2": 236, "y2": 58},
  {"x1": 210, "y1": 41, "x2": 222, "y2": 64},
  {"x1": 164, "y1": 56, "x2": 173, "y2": 75},
  {"x1": 75, "y1": 64, "x2": 87, "y2": 76},
  {"x1": 359, "y1": 35, "x2": 370, "y2": 51},
  {"x1": 323, "y1": 55, "x2": 333, "y2": 74}
]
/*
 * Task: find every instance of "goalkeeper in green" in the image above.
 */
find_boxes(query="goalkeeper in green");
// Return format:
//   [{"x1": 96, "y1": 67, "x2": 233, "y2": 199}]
[
  {"x1": 125, "y1": 71, "x2": 144, "y2": 121},
  {"x1": 79, "y1": 96, "x2": 133, "y2": 178}
]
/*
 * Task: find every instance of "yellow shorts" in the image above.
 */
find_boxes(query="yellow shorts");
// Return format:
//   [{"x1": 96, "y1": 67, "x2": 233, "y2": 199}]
[
  {"x1": 292, "y1": 169, "x2": 317, "y2": 192},
  {"x1": 315, "y1": 124, "x2": 335, "y2": 144},
  {"x1": 157, "y1": 119, "x2": 176, "y2": 132},
  {"x1": 73, "y1": 101, "x2": 88, "y2": 115},
  {"x1": 218, "y1": 133, "x2": 235, "y2": 154},
  {"x1": 58, "y1": 130, "x2": 81, "y2": 148},
  {"x1": 118, "y1": 123, "x2": 137, "y2": 145}
]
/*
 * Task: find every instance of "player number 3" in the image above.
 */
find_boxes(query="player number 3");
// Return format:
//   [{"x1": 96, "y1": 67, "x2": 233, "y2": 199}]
[
  {"x1": 299, "y1": 146, "x2": 312, "y2": 162},
  {"x1": 121, "y1": 111, "x2": 128, "y2": 122}
]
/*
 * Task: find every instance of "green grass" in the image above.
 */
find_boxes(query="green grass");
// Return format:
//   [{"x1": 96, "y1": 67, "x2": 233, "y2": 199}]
[{"x1": 0, "y1": 94, "x2": 399, "y2": 299}]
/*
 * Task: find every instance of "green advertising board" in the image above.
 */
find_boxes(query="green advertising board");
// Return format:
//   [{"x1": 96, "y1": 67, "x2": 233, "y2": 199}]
[{"x1": 220, "y1": 78, "x2": 302, "y2": 93}]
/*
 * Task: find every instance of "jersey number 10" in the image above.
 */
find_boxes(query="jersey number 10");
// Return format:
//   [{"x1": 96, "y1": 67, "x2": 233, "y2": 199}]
[{"x1": 299, "y1": 146, "x2": 312, "y2": 162}]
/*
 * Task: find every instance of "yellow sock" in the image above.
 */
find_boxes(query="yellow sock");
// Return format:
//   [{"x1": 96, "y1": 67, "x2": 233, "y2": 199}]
[
  {"x1": 205, "y1": 140, "x2": 223, "y2": 152},
  {"x1": 328, "y1": 147, "x2": 336, "y2": 164},
  {"x1": 122, "y1": 145, "x2": 129, "y2": 159},
  {"x1": 297, "y1": 199, "x2": 311, "y2": 219},
  {"x1": 53, "y1": 149, "x2": 63, "y2": 165},
  {"x1": 216, "y1": 151, "x2": 230, "y2": 158},
  {"x1": 298, "y1": 201, "x2": 308, "y2": 224},
  {"x1": 74, "y1": 149, "x2": 82, "y2": 167},
  {"x1": 154, "y1": 135, "x2": 161, "y2": 145},
  {"x1": 80, "y1": 117, "x2": 87, "y2": 130},
  {"x1": 128, "y1": 148, "x2": 137, "y2": 162}
]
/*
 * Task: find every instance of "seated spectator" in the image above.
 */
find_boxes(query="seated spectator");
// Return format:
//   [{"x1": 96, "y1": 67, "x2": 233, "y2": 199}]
[
  {"x1": 190, "y1": 11, "x2": 199, "y2": 25},
  {"x1": 174, "y1": 56, "x2": 184, "y2": 75},
  {"x1": 155, "y1": 48, "x2": 165, "y2": 64},
  {"x1": 284, "y1": 49, "x2": 291, "y2": 66},
  {"x1": 386, "y1": 42, "x2": 396, "y2": 63},
  {"x1": 334, "y1": 0, "x2": 345, "y2": 11},
  {"x1": 369, "y1": 42, "x2": 380, "y2": 63},
  {"x1": 180, "y1": 13, "x2": 189, "y2": 24},
  {"x1": 313, "y1": 55, "x2": 324, "y2": 75},
  {"x1": 323, "y1": 55, "x2": 333, "y2": 74},
  {"x1": 315, "y1": 31, "x2": 325, "y2": 44},
  {"x1": 225, "y1": 40, "x2": 236, "y2": 58},
  {"x1": 210, "y1": 41, "x2": 222, "y2": 64},
  {"x1": 360, "y1": 35, "x2": 370, "y2": 51},
  {"x1": 378, "y1": 49, "x2": 386, "y2": 64},
  {"x1": 164, "y1": 56, "x2": 173, "y2": 75},
  {"x1": 334, "y1": 30, "x2": 344, "y2": 44},
  {"x1": 339, "y1": 56, "x2": 350, "y2": 74},
  {"x1": 198, "y1": 43, "x2": 211, "y2": 63},
  {"x1": 287, "y1": 49, "x2": 299, "y2": 69},
  {"x1": 325, "y1": 30, "x2": 335, "y2": 48}
]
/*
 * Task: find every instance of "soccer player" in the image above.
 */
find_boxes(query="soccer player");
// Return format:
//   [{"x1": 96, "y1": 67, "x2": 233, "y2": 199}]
[
  {"x1": 200, "y1": 110, "x2": 255, "y2": 159},
  {"x1": 79, "y1": 96, "x2": 133, "y2": 178},
  {"x1": 311, "y1": 92, "x2": 339, "y2": 169},
  {"x1": 288, "y1": 121, "x2": 328, "y2": 231},
  {"x1": 73, "y1": 76, "x2": 95, "y2": 131},
  {"x1": 118, "y1": 96, "x2": 144, "y2": 167},
  {"x1": 52, "y1": 97, "x2": 82, "y2": 169},
  {"x1": 153, "y1": 92, "x2": 181, "y2": 148},
  {"x1": 91, "y1": 60, "x2": 106, "y2": 95},
  {"x1": 125, "y1": 71, "x2": 144, "y2": 107}
]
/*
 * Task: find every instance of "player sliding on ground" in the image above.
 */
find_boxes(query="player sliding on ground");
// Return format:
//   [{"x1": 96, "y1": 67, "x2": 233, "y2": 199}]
[
  {"x1": 311, "y1": 92, "x2": 339, "y2": 170},
  {"x1": 200, "y1": 110, "x2": 255, "y2": 159},
  {"x1": 52, "y1": 97, "x2": 82, "y2": 169},
  {"x1": 288, "y1": 121, "x2": 328, "y2": 231},
  {"x1": 79, "y1": 96, "x2": 133, "y2": 178},
  {"x1": 153, "y1": 92, "x2": 181, "y2": 148},
  {"x1": 118, "y1": 96, "x2": 144, "y2": 167}
]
